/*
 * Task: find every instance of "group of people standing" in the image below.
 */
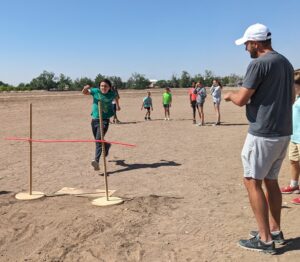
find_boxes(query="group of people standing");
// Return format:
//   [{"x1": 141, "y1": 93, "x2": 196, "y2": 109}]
[
  {"x1": 140, "y1": 81, "x2": 222, "y2": 125},
  {"x1": 141, "y1": 87, "x2": 172, "y2": 121},
  {"x1": 189, "y1": 79, "x2": 222, "y2": 126}
]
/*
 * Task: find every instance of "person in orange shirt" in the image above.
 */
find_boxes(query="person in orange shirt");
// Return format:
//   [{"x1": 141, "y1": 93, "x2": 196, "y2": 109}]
[{"x1": 189, "y1": 82, "x2": 197, "y2": 124}]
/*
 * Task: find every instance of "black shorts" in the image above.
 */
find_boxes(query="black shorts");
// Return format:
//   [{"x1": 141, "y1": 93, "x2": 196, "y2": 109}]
[
  {"x1": 191, "y1": 101, "x2": 197, "y2": 108},
  {"x1": 163, "y1": 104, "x2": 170, "y2": 108},
  {"x1": 144, "y1": 107, "x2": 151, "y2": 110}
]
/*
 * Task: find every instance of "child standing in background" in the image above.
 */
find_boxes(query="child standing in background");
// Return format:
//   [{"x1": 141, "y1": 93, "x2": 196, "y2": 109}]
[
  {"x1": 194, "y1": 82, "x2": 206, "y2": 126},
  {"x1": 189, "y1": 82, "x2": 198, "y2": 124},
  {"x1": 111, "y1": 86, "x2": 121, "y2": 124},
  {"x1": 210, "y1": 79, "x2": 222, "y2": 125},
  {"x1": 141, "y1": 91, "x2": 153, "y2": 120},
  {"x1": 280, "y1": 69, "x2": 300, "y2": 204},
  {"x1": 163, "y1": 87, "x2": 172, "y2": 120}
]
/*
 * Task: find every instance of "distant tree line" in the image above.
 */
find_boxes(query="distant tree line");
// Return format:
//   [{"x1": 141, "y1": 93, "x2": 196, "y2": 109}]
[{"x1": 0, "y1": 70, "x2": 243, "y2": 92}]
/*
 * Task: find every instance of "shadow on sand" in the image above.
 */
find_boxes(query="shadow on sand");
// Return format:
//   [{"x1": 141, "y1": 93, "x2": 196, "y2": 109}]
[
  {"x1": 217, "y1": 122, "x2": 248, "y2": 126},
  {"x1": 0, "y1": 191, "x2": 12, "y2": 195},
  {"x1": 275, "y1": 236, "x2": 300, "y2": 255},
  {"x1": 105, "y1": 159, "x2": 181, "y2": 176},
  {"x1": 111, "y1": 121, "x2": 142, "y2": 125}
]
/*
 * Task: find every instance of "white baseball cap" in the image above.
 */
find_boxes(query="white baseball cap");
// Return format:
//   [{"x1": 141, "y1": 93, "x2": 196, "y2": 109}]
[{"x1": 235, "y1": 23, "x2": 271, "y2": 45}]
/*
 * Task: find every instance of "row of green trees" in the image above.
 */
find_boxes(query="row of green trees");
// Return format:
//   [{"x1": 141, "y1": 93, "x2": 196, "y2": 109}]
[{"x1": 0, "y1": 70, "x2": 243, "y2": 92}]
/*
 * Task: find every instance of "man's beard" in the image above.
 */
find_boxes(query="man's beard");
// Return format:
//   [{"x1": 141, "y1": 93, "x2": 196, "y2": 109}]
[{"x1": 250, "y1": 49, "x2": 258, "y2": 58}]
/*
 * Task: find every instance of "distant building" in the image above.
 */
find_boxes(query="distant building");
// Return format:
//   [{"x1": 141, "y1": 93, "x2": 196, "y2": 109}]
[{"x1": 149, "y1": 79, "x2": 158, "y2": 88}]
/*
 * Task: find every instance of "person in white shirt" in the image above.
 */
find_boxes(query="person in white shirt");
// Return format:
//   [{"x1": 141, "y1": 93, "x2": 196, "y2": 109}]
[{"x1": 210, "y1": 79, "x2": 222, "y2": 125}]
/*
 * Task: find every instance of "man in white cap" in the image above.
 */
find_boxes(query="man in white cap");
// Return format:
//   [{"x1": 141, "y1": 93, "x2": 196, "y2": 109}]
[{"x1": 224, "y1": 23, "x2": 294, "y2": 254}]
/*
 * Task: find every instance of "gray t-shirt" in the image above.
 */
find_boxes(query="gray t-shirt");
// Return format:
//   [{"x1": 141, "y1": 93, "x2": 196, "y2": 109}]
[
  {"x1": 243, "y1": 51, "x2": 294, "y2": 137},
  {"x1": 194, "y1": 87, "x2": 207, "y2": 104}
]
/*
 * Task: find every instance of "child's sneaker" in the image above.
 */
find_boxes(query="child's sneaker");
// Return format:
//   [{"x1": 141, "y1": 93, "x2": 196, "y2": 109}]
[
  {"x1": 291, "y1": 197, "x2": 300, "y2": 205},
  {"x1": 144, "y1": 117, "x2": 147, "y2": 120},
  {"x1": 148, "y1": 117, "x2": 151, "y2": 120},
  {"x1": 91, "y1": 160, "x2": 100, "y2": 171},
  {"x1": 280, "y1": 185, "x2": 300, "y2": 194}
]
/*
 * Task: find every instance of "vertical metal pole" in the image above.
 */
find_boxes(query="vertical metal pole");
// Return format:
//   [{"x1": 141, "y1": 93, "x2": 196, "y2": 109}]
[
  {"x1": 29, "y1": 103, "x2": 33, "y2": 195},
  {"x1": 98, "y1": 101, "x2": 109, "y2": 201}
]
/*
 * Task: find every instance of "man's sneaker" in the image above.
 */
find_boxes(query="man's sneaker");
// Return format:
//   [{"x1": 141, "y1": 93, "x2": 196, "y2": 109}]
[
  {"x1": 91, "y1": 160, "x2": 100, "y2": 171},
  {"x1": 280, "y1": 185, "x2": 300, "y2": 194},
  {"x1": 249, "y1": 230, "x2": 285, "y2": 245},
  {"x1": 291, "y1": 197, "x2": 300, "y2": 205},
  {"x1": 238, "y1": 236, "x2": 276, "y2": 254}
]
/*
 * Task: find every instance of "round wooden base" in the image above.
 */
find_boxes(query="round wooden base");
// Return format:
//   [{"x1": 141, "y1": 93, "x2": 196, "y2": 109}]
[
  {"x1": 15, "y1": 191, "x2": 45, "y2": 200},
  {"x1": 91, "y1": 196, "x2": 124, "y2": 206}
]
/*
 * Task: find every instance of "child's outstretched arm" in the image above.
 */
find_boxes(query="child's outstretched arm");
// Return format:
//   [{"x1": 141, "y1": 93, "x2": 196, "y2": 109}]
[{"x1": 82, "y1": 85, "x2": 91, "y2": 95}]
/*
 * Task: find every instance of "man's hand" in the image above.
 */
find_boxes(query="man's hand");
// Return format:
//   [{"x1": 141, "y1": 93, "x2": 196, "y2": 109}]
[
  {"x1": 224, "y1": 92, "x2": 232, "y2": 102},
  {"x1": 224, "y1": 88, "x2": 255, "y2": 107}
]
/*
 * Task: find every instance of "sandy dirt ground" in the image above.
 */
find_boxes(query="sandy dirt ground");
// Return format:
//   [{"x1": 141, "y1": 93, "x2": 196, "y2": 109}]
[{"x1": 0, "y1": 89, "x2": 299, "y2": 262}]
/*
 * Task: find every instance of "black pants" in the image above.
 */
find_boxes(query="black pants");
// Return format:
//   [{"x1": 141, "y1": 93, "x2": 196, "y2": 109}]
[{"x1": 91, "y1": 119, "x2": 110, "y2": 162}]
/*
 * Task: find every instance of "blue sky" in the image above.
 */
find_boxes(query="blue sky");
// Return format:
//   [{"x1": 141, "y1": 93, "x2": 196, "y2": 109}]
[{"x1": 0, "y1": 0, "x2": 299, "y2": 85}]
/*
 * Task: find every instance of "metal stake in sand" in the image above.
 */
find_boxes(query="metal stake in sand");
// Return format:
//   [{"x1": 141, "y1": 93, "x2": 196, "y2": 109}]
[
  {"x1": 15, "y1": 103, "x2": 44, "y2": 200},
  {"x1": 92, "y1": 100, "x2": 123, "y2": 206}
]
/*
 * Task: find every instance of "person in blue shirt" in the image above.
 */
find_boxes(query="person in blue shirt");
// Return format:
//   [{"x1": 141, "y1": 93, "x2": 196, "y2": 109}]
[
  {"x1": 280, "y1": 69, "x2": 300, "y2": 204},
  {"x1": 141, "y1": 91, "x2": 153, "y2": 120}
]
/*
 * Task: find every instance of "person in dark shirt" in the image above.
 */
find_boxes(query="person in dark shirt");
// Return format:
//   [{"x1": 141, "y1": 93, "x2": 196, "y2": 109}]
[{"x1": 225, "y1": 23, "x2": 294, "y2": 254}]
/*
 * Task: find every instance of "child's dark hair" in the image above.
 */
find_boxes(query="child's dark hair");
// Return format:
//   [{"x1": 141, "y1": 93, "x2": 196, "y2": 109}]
[
  {"x1": 99, "y1": 79, "x2": 112, "y2": 88},
  {"x1": 215, "y1": 79, "x2": 223, "y2": 88},
  {"x1": 295, "y1": 69, "x2": 300, "y2": 85}
]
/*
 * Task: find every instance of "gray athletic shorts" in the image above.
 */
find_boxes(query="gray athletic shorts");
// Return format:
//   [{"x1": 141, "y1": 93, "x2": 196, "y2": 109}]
[{"x1": 241, "y1": 133, "x2": 290, "y2": 180}]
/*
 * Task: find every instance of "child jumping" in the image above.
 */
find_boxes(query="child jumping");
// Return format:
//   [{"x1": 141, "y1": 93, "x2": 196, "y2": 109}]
[
  {"x1": 82, "y1": 79, "x2": 120, "y2": 171},
  {"x1": 163, "y1": 87, "x2": 172, "y2": 120},
  {"x1": 141, "y1": 91, "x2": 153, "y2": 120}
]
